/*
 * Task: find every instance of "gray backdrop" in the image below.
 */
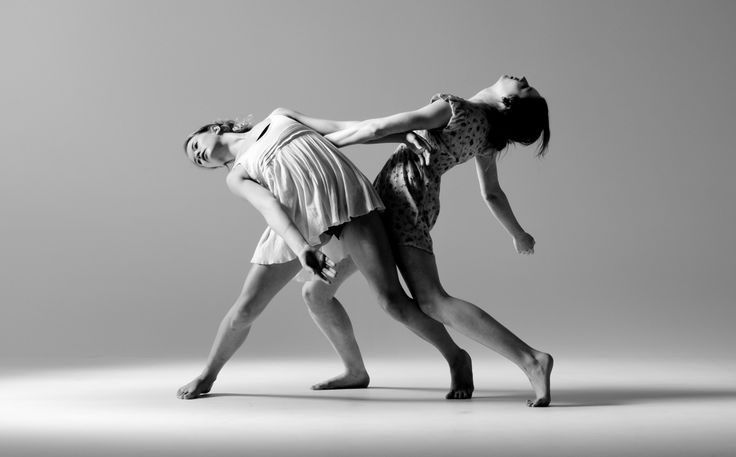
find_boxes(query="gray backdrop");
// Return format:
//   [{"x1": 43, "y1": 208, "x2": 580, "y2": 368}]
[{"x1": 1, "y1": 0, "x2": 734, "y2": 364}]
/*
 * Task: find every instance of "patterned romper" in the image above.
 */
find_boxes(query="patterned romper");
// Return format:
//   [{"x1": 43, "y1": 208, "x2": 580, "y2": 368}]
[{"x1": 373, "y1": 93, "x2": 493, "y2": 254}]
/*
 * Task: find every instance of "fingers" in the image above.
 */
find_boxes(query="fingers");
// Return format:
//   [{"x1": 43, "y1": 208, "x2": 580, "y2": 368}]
[
  {"x1": 317, "y1": 267, "x2": 336, "y2": 284},
  {"x1": 405, "y1": 132, "x2": 422, "y2": 150},
  {"x1": 313, "y1": 253, "x2": 337, "y2": 284},
  {"x1": 404, "y1": 132, "x2": 432, "y2": 167},
  {"x1": 323, "y1": 265, "x2": 337, "y2": 279}
]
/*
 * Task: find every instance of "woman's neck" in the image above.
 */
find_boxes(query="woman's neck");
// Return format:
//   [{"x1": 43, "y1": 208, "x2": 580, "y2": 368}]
[
  {"x1": 468, "y1": 88, "x2": 504, "y2": 109},
  {"x1": 222, "y1": 132, "x2": 254, "y2": 158}
]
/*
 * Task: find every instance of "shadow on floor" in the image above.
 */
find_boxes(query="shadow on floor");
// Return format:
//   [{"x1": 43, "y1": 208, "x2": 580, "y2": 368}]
[{"x1": 200, "y1": 385, "x2": 736, "y2": 407}]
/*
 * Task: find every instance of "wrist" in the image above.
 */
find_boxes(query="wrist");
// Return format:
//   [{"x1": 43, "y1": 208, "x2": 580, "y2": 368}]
[
  {"x1": 510, "y1": 229, "x2": 526, "y2": 239},
  {"x1": 281, "y1": 225, "x2": 309, "y2": 255},
  {"x1": 296, "y1": 243, "x2": 311, "y2": 255}
]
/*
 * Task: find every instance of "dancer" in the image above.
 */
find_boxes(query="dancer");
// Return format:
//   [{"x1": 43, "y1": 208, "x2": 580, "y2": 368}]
[
  {"x1": 176, "y1": 113, "x2": 473, "y2": 400},
  {"x1": 278, "y1": 75, "x2": 554, "y2": 407}
]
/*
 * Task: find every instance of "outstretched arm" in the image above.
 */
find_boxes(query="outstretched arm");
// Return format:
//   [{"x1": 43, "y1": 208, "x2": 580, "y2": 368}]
[
  {"x1": 271, "y1": 107, "x2": 426, "y2": 147},
  {"x1": 325, "y1": 100, "x2": 452, "y2": 147},
  {"x1": 475, "y1": 154, "x2": 535, "y2": 255},
  {"x1": 271, "y1": 108, "x2": 358, "y2": 135},
  {"x1": 226, "y1": 166, "x2": 336, "y2": 281}
]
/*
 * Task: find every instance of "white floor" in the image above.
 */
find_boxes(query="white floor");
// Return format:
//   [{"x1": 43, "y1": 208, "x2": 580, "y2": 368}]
[{"x1": 2, "y1": 357, "x2": 735, "y2": 457}]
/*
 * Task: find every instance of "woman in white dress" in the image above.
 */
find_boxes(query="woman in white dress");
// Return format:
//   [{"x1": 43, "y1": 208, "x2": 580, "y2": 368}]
[{"x1": 176, "y1": 112, "x2": 473, "y2": 399}]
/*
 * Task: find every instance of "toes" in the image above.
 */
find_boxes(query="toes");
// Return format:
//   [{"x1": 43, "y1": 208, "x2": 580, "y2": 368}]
[
  {"x1": 446, "y1": 389, "x2": 472, "y2": 400},
  {"x1": 527, "y1": 398, "x2": 551, "y2": 407}
]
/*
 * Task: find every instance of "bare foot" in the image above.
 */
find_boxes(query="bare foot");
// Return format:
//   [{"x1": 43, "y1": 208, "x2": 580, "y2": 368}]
[
  {"x1": 446, "y1": 350, "x2": 474, "y2": 400},
  {"x1": 176, "y1": 375, "x2": 215, "y2": 399},
  {"x1": 524, "y1": 352, "x2": 553, "y2": 407},
  {"x1": 311, "y1": 371, "x2": 370, "y2": 390}
]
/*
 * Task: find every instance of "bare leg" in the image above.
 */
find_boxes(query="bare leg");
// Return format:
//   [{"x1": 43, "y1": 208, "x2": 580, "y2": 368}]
[
  {"x1": 396, "y1": 246, "x2": 553, "y2": 407},
  {"x1": 302, "y1": 257, "x2": 370, "y2": 390},
  {"x1": 177, "y1": 260, "x2": 301, "y2": 399},
  {"x1": 340, "y1": 212, "x2": 474, "y2": 400}
]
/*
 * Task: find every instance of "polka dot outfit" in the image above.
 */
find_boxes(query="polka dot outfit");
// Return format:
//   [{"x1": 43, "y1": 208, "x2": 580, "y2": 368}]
[{"x1": 373, "y1": 93, "x2": 493, "y2": 253}]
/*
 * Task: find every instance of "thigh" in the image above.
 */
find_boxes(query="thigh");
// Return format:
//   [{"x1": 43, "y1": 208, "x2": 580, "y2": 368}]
[
  {"x1": 374, "y1": 151, "x2": 437, "y2": 253},
  {"x1": 339, "y1": 212, "x2": 404, "y2": 297},
  {"x1": 237, "y1": 259, "x2": 302, "y2": 312},
  {"x1": 394, "y1": 245, "x2": 449, "y2": 303},
  {"x1": 302, "y1": 256, "x2": 358, "y2": 301}
]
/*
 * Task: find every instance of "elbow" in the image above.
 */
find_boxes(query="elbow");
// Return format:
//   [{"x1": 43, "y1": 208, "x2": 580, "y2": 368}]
[
  {"x1": 365, "y1": 120, "x2": 387, "y2": 138},
  {"x1": 482, "y1": 189, "x2": 504, "y2": 203}
]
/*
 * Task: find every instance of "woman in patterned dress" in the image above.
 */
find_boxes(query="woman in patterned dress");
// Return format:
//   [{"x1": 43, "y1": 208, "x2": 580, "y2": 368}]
[
  {"x1": 176, "y1": 113, "x2": 473, "y2": 400},
  {"x1": 277, "y1": 75, "x2": 554, "y2": 407}
]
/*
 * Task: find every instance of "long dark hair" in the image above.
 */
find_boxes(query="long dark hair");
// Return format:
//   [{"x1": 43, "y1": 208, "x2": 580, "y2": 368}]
[
  {"x1": 483, "y1": 96, "x2": 550, "y2": 158},
  {"x1": 183, "y1": 119, "x2": 253, "y2": 168}
]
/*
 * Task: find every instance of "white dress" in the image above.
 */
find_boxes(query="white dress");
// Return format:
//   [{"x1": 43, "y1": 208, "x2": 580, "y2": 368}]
[{"x1": 233, "y1": 114, "x2": 384, "y2": 265}]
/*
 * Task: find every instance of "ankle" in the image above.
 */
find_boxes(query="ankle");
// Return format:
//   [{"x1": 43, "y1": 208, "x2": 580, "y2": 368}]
[
  {"x1": 345, "y1": 366, "x2": 369, "y2": 377},
  {"x1": 519, "y1": 351, "x2": 540, "y2": 370},
  {"x1": 444, "y1": 349, "x2": 469, "y2": 368},
  {"x1": 198, "y1": 371, "x2": 218, "y2": 383}
]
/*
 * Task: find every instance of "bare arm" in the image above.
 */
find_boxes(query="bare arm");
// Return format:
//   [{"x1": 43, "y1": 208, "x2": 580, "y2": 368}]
[
  {"x1": 475, "y1": 154, "x2": 535, "y2": 254},
  {"x1": 271, "y1": 107, "x2": 422, "y2": 147},
  {"x1": 226, "y1": 166, "x2": 336, "y2": 280},
  {"x1": 324, "y1": 100, "x2": 453, "y2": 147},
  {"x1": 271, "y1": 108, "x2": 358, "y2": 135}
]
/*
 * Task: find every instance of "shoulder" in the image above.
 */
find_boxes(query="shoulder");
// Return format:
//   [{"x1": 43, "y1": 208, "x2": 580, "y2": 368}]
[
  {"x1": 430, "y1": 93, "x2": 471, "y2": 109},
  {"x1": 413, "y1": 98, "x2": 453, "y2": 123},
  {"x1": 430, "y1": 93, "x2": 459, "y2": 103},
  {"x1": 226, "y1": 164, "x2": 249, "y2": 185},
  {"x1": 427, "y1": 93, "x2": 476, "y2": 132}
]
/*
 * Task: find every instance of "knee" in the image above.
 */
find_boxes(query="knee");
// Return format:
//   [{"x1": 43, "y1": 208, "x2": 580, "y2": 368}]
[
  {"x1": 301, "y1": 284, "x2": 332, "y2": 313},
  {"x1": 377, "y1": 291, "x2": 412, "y2": 323},
  {"x1": 416, "y1": 295, "x2": 448, "y2": 322},
  {"x1": 230, "y1": 296, "x2": 264, "y2": 328}
]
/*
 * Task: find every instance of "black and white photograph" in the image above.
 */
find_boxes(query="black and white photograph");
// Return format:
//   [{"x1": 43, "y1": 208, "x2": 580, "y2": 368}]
[{"x1": 1, "y1": 1, "x2": 735, "y2": 456}]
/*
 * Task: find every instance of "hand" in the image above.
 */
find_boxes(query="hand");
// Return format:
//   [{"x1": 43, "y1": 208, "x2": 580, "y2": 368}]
[
  {"x1": 403, "y1": 131, "x2": 432, "y2": 166},
  {"x1": 513, "y1": 232, "x2": 535, "y2": 255},
  {"x1": 298, "y1": 247, "x2": 337, "y2": 283}
]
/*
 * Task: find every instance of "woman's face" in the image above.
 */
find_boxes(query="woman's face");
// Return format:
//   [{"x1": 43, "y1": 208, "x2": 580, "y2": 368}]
[
  {"x1": 187, "y1": 130, "x2": 230, "y2": 168},
  {"x1": 493, "y1": 75, "x2": 542, "y2": 101}
]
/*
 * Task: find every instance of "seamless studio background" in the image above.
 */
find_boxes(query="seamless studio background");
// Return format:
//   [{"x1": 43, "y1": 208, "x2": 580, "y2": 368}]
[{"x1": 1, "y1": 0, "x2": 734, "y2": 366}]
